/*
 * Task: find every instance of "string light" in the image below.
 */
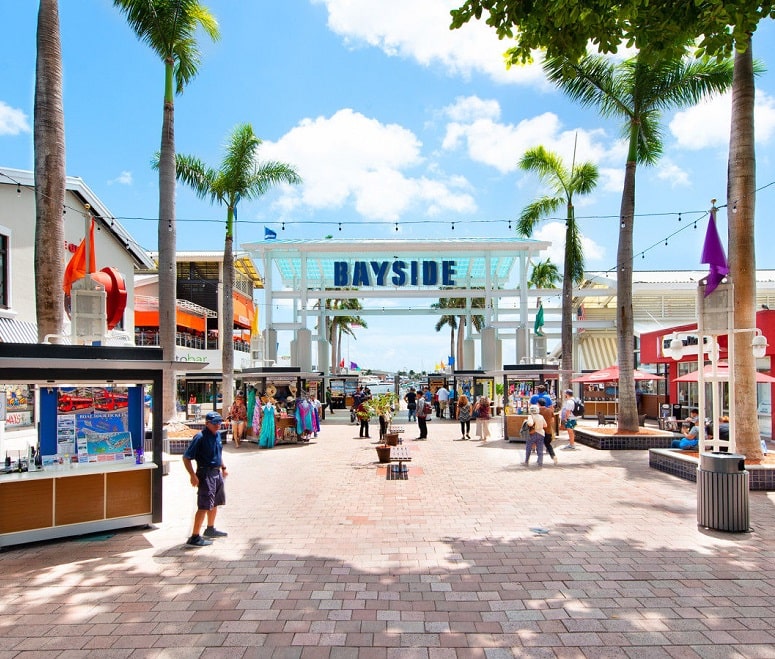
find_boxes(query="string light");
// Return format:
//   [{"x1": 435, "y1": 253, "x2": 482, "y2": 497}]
[
  {"x1": 16, "y1": 184, "x2": 21, "y2": 197},
  {"x1": 451, "y1": 222, "x2": 455, "y2": 231},
  {"x1": 508, "y1": 219, "x2": 512, "y2": 230},
  {"x1": 338, "y1": 223, "x2": 342, "y2": 231},
  {"x1": 281, "y1": 221, "x2": 285, "y2": 231},
  {"x1": 677, "y1": 212, "x2": 682, "y2": 222},
  {"x1": 394, "y1": 222, "x2": 399, "y2": 232}
]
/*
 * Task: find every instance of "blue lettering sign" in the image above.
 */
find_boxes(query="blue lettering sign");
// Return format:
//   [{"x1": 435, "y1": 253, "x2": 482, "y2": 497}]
[
  {"x1": 334, "y1": 262, "x2": 349, "y2": 287},
  {"x1": 371, "y1": 261, "x2": 390, "y2": 286},
  {"x1": 391, "y1": 261, "x2": 407, "y2": 286}
]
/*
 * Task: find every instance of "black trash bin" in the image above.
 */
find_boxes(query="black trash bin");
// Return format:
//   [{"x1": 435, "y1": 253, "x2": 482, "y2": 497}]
[{"x1": 697, "y1": 452, "x2": 749, "y2": 532}]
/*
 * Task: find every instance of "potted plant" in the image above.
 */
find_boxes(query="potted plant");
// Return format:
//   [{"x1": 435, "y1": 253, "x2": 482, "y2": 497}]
[{"x1": 368, "y1": 393, "x2": 398, "y2": 442}]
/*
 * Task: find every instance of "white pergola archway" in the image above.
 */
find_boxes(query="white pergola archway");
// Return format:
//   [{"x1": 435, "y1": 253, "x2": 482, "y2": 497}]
[{"x1": 242, "y1": 237, "x2": 555, "y2": 372}]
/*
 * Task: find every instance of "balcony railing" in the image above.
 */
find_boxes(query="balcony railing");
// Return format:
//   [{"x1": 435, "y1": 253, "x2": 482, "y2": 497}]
[{"x1": 134, "y1": 330, "x2": 250, "y2": 352}]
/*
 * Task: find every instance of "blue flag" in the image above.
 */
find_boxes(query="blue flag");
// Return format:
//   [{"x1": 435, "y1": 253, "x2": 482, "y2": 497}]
[{"x1": 264, "y1": 226, "x2": 277, "y2": 240}]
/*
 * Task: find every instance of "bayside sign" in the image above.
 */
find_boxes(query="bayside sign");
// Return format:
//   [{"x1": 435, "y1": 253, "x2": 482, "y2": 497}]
[{"x1": 333, "y1": 260, "x2": 457, "y2": 287}]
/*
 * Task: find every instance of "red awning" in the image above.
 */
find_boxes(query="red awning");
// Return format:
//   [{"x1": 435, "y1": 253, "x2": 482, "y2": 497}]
[{"x1": 572, "y1": 364, "x2": 661, "y2": 383}]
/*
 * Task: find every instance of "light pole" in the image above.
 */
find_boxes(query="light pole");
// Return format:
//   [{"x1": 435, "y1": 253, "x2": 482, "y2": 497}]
[{"x1": 668, "y1": 276, "x2": 767, "y2": 453}]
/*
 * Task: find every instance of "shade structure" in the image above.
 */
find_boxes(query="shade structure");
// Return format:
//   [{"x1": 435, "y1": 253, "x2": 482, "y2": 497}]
[
  {"x1": 572, "y1": 364, "x2": 660, "y2": 383},
  {"x1": 673, "y1": 364, "x2": 775, "y2": 383}
]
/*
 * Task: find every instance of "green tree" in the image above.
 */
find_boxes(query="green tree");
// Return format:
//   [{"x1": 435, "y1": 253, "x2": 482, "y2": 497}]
[
  {"x1": 328, "y1": 298, "x2": 367, "y2": 374},
  {"x1": 542, "y1": 54, "x2": 733, "y2": 431},
  {"x1": 34, "y1": 0, "x2": 66, "y2": 342},
  {"x1": 168, "y1": 123, "x2": 301, "y2": 412},
  {"x1": 518, "y1": 146, "x2": 598, "y2": 392},
  {"x1": 432, "y1": 294, "x2": 485, "y2": 368},
  {"x1": 114, "y1": 0, "x2": 220, "y2": 423},
  {"x1": 528, "y1": 258, "x2": 560, "y2": 290},
  {"x1": 450, "y1": 0, "x2": 774, "y2": 457}
]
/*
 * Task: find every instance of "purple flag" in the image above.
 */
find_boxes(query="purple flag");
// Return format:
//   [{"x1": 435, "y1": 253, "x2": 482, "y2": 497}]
[{"x1": 701, "y1": 208, "x2": 729, "y2": 296}]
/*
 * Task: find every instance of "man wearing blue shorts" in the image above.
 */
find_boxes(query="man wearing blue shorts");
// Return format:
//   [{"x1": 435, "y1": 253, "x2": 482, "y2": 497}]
[{"x1": 183, "y1": 411, "x2": 229, "y2": 546}]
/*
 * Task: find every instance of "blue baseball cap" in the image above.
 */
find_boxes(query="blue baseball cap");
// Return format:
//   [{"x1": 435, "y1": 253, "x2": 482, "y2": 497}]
[{"x1": 205, "y1": 411, "x2": 223, "y2": 424}]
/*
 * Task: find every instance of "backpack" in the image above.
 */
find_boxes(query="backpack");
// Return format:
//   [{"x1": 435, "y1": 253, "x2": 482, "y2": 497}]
[
  {"x1": 519, "y1": 419, "x2": 531, "y2": 441},
  {"x1": 573, "y1": 398, "x2": 585, "y2": 417}
]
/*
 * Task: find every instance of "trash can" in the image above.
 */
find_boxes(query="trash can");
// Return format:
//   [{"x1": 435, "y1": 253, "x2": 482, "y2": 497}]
[
  {"x1": 697, "y1": 452, "x2": 749, "y2": 532},
  {"x1": 672, "y1": 403, "x2": 683, "y2": 419}
]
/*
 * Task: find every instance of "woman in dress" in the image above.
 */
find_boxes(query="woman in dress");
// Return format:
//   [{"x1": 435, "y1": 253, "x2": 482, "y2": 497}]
[
  {"x1": 475, "y1": 395, "x2": 492, "y2": 441},
  {"x1": 228, "y1": 391, "x2": 247, "y2": 448},
  {"x1": 457, "y1": 394, "x2": 472, "y2": 439}
]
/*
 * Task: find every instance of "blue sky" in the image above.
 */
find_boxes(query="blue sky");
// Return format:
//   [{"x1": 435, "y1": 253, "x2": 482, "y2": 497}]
[{"x1": 3, "y1": 1, "x2": 775, "y2": 371}]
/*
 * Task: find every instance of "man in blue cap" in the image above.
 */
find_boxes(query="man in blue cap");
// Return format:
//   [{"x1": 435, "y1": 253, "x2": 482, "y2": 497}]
[{"x1": 183, "y1": 411, "x2": 229, "y2": 546}]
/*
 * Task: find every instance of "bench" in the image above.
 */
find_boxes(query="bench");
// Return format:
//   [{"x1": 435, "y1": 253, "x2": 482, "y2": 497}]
[{"x1": 389, "y1": 445, "x2": 412, "y2": 478}]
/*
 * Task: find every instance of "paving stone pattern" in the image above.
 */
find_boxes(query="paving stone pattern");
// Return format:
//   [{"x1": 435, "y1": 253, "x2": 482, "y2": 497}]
[{"x1": 1, "y1": 414, "x2": 774, "y2": 657}]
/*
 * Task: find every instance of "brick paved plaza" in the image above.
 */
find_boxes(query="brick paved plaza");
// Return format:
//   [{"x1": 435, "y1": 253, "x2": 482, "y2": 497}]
[{"x1": 1, "y1": 414, "x2": 774, "y2": 657}]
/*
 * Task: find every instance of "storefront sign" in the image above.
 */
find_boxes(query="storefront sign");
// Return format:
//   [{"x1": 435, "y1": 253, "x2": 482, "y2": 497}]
[{"x1": 333, "y1": 260, "x2": 457, "y2": 287}]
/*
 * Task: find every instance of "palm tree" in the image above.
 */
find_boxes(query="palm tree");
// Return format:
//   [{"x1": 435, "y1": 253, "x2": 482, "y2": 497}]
[
  {"x1": 432, "y1": 298, "x2": 458, "y2": 367},
  {"x1": 517, "y1": 146, "x2": 598, "y2": 393},
  {"x1": 432, "y1": 294, "x2": 486, "y2": 368},
  {"x1": 114, "y1": 0, "x2": 220, "y2": 423},
  {"x1": 167, "y1": 123, "x2": 301, "y2": 413},
  {"x1": 528, "y1": 258, "x2": 560, "y2": 290},
  {"x1": 328, "y1": 298, "x2": 367, "y2": 373},
  {"x1": 34, "y1": 0, "x2": 66, "y2": 342},
  {"x1": 544, "y1": 53, "x2": 734, "y2": 431},
  {"x1": 728, "y1": 43, "x2": 760, "y2": 458}
]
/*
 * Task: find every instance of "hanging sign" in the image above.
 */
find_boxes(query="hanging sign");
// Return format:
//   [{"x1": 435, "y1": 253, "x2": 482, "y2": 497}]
[{"x1": 333, "y1": 260, "x2": 457, "y2": 287}]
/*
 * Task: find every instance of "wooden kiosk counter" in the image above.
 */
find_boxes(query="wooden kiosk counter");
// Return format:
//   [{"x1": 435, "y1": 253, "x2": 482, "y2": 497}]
[{"x1": 0, "y1": 343, "x2": 204, "y2": 549}]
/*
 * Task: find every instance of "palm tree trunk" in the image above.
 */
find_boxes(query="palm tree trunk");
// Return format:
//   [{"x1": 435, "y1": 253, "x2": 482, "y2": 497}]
[
  {"x1": 158, "y1": 57, "x2": 178, "y2": 423},
  {"x1": 222, "y1": 213, "x2": 235, "y2": 413},
  {"x1": 34, "y1": 0, "x2": 65, "y2": 343},
  {"x1": 617, "y1": 156, "x2": 638, "y2": 432},
  {"x1": 728, "y1": 40, "x2": 760, "y2": 459},
  {"x1": 457, "y1": 315, "x2": 465, "y2": 368},
  {"x1": 560, "y1": 206, "x2": 574, "y2": 393}
]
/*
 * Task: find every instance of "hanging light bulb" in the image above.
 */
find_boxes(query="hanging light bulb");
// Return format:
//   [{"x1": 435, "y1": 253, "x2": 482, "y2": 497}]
[
  {"x1": 338, "y1": 222, "x2": 342, "y2": 231},
  {"x1": 16, "y1": 184, "x2": 21, "y2": 197},
  {"x1": 508, "y1": 219, "x2": 512, "y2": 230},
  {"x1": 451, "y1": 222, "x2": 455, "y2": 231},
  {"x1": 281, "y1": 221, "x2": 285, "y2": 231},
  {"x1": 677, "y1": 212, "x2": 682, "y2": 222},
  {"x1": 394, "y1": 222, "x2": 399, "y2": 232}
]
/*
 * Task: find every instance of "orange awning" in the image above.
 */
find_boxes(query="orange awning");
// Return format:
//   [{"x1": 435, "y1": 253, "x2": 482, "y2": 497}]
[
  {"x1": 135, "y1": 306, "x2": 206, "y2": 333},
  {"x1": 233, "y1": 293, "x2": 254, "y2": 329}
]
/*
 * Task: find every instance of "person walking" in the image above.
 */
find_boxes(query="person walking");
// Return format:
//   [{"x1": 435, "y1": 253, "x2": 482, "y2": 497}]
[
  {"x1": 475, "y1": 395, "x2": 491, "y2": 441},
  {"x1": 537, "y1": 398, "x2": 558, "y2": 465},
  {"x1": 404, "y1": 386, "x2": 418, "y2": 422},
  {"x1": 356, "y1": 398, "x2": 371, "y2": 438},
  {"x1": 228, "y1": 391, "x2": 247, "y2": 448},
  {"x1": 436, "y1": 384, "x2": 450, "y2": 419},
  {"x1": 524, "y1": 404, "x2": 546, "y2": 466},
  {"x1": 457, "y1": 394, "x2": 473, "y2": 439},
  {"x1": 560, "y1": 389, "x2": 578, "y2": 450},
  {"x1": 325, "y1": 387, "x2": 335, "y2": 415},
  {"x1": 415, "y1": 395, "x2": 430, "y2": 439},
  {"x1": 182, "y1": 411, "x2": 228, "y2": 547}
]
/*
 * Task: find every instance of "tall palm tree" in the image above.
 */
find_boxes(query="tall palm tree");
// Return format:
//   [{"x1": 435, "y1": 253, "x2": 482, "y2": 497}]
[
  {"x1": 114, "y1": 0, "x2": 220, "y2": 422},
  {"x1": 328, "y1": 298, "x2": 367, "y2": 373},
  {"x1": 34, "y1": 0, "x2": 66, "y2": 342},
  {"x1": 544, "y1": 53, "x2": 734, "y2": 431},
  {"x1": 167, "y1": 123, "x2": 301, "y2": 412},
  {"x1": 728, "y1": 42, "x2": 760, "y2": 458},
  {"x1": 517, "y1": 146, "x2": 598, "y2": 393},
  {"x1": 432, "y1": 294, "x2": 486, "y2": 368},
  {"x1": 432, "y1": 298, "x2": 458, "y2": 367}
]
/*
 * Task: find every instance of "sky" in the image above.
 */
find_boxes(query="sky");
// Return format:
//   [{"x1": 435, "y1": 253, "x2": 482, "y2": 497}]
[{"x1": 3, "y1": 1, "x2": 775, "y2": 372}]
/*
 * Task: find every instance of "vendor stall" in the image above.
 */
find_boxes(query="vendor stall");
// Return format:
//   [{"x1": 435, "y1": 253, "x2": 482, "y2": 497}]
[
  {"x1": 0, "y1": 343, "x2": 204, "y2": 548},
  {"x1": 240, "y1": 367, "x2": 323, "y2": 444},
  {"x1": 496, "y1": 365, "x2": 559, "y2": 441}
]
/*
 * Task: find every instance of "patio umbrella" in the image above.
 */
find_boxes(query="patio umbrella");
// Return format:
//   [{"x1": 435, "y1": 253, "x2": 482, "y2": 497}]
[
  {"x1": 572, "y1": 364, "x2": 660, "y2": 383},
  {"x1": 672, "y1": 364, "x2": 775, "y2": 383}
]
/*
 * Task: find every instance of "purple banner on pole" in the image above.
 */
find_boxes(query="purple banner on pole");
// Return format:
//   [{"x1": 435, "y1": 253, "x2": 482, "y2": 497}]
[{"x1": 701, "y1": 208, "x2": 729, "y2": 296}]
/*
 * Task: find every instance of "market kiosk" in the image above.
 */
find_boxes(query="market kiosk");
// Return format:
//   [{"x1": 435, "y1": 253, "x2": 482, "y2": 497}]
[
  {"x1": 0, "y1": 343, "x2": 203, "y2": 548},
  {"x1": 451, "y1": 370, "x2": 494, "y2": 420},
  {"x1": 240, "y1": 367, "x2": 323, "y2": 444},
  {"x1": 499, "y1": 364, "x2": 559, "y2": 442},
  {"x1": 327, "y1": 374, "x2": 359, "y2": 410}
]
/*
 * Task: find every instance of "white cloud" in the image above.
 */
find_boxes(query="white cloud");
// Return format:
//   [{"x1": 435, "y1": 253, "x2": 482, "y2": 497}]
[
  {"x1": 442, "y1": 96, "x2": 611, "y2": 174},
  {"x1": 669, "y1": 89, "x2": 775, "y2": 150},
  {"x1": 108, "y1": 171, "x2": 133, "y2": 186},
  {"x1": 263, "y1": 108, "x2": 476, "y2": 221},
  {"x1": 531, "y1": 221, "x2": 606, "y2": 267},
  {"x1": 0, "y1": 101, "x2": 30, "y2": 136},
  {"x1": 313, "y1": 0, "x2": 546, "y2": 86},
  {"x1": 654, "y1": 159, "x2": 690, "y2": 188}
]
